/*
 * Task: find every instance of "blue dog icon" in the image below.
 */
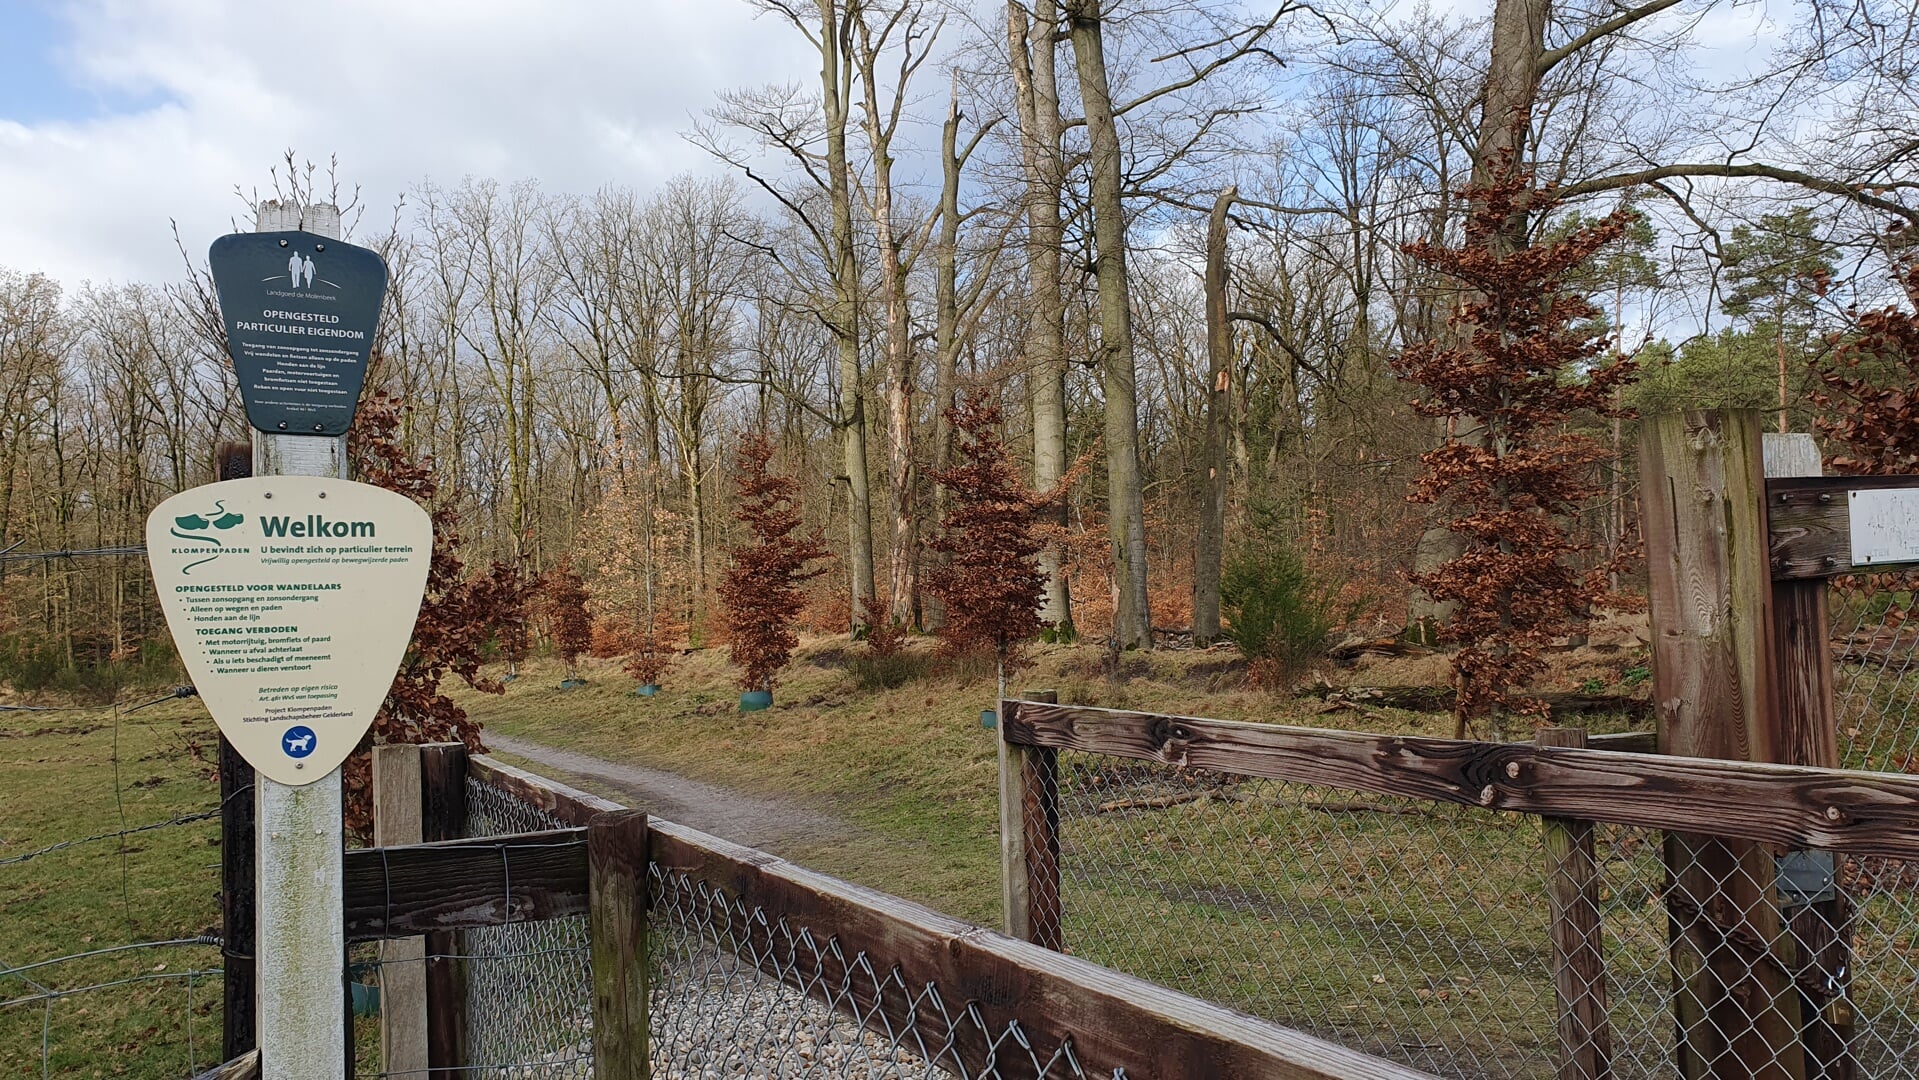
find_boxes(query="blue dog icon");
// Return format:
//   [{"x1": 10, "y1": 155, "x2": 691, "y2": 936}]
[{"x1": 282, "y1": 726, "x2": 317, "y2": 758}]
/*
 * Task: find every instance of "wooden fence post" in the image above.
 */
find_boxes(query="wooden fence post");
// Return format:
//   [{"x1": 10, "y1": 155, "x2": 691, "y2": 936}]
[
  {"x1": 1001, "y1": 690, "x2": 1062, "y2": 948},
  {"x1": 1764, "y1": 433, "x2": 1854, "y2": 1079},
  {"x1": 219, "y1": 737, "x2": 257, "y2": 1063},
  {"x1": 248, "y1": 200, "x2": 352, "y2": 1080},
  {"x1": 212, "y1": 441, "x2": 257, "y2": 1064},
  {"x1": 588, "y1": 810, "x2": 651, "y2": 1080},
  {"x1": 1640, "y1": 410, "x2": 1805, "y2": 1079},
  {"x1": 1021, "y1": 690, "x2": 1063, "y2": 951},
  {"x1": 373, "y1": 744, "x2": 429, "y2": 1078},
  {"x1": 419, "y1": 743, "x2": 468, "y2": 1079},
  {"x1": 1536, "y1": 727, "x2": 1610, "y2": 1080}
]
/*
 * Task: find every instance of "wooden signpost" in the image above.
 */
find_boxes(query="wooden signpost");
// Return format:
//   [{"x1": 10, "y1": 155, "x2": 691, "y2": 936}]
[
  {"x1": 147, "y1": 202, "x2": 407, "y2": 1080},
  {"x1": 1636, "y1": 412, "x2": 1919, "y2": 1079}
]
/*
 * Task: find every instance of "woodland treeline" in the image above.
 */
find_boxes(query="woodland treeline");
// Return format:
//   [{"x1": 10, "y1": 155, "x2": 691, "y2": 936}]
[{"x1": 3, "y1": 0, "x2": 1916, "y2": 692}]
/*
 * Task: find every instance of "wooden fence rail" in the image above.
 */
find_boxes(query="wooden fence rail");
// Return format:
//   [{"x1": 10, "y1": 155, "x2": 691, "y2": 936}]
[
  {"x1": 999, "y1": 699, "x2": 1919, "y2": 860},
  {"x1": 344, "y1": 751, "x2": 1435, "y2": 1079},
  {"x1": 647, "y1": 816, "x2": 1432, "y2": 1080}
]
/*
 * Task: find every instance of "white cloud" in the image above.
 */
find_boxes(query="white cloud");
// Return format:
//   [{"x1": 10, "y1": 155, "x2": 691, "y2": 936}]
[{"x1": 0, "y1": 1, "x2": 820, "y2": 287}]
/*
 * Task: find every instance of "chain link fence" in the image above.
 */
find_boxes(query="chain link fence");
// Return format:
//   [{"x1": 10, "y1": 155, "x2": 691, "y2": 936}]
[
  {"x1": 1040, "y1": 753, "x2": 1919, "y2": 1080},
  {"x1": 1833, "y1": 571, "x2": 1919, "y2": 772},
  {"x1": 649, "y1": 868, "x2": 1119, "y2": 1079},
  {"x1": 450, "y1": 770, "x2": 1143, "y2": 1080},
  {"x1": 443, "y1": 775, "x2": 597, "y2": 1078},
  {"x1": 447, "y1": 758, "x2": 1411, "y2": 1080}
]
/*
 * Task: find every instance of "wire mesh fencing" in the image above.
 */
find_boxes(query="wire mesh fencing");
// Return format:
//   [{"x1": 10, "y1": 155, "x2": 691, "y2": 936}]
[
  {"x1": 439, "y1": 773, "x2": 597, "y2": 1078},
  {"x1": 453, "y1": 771, "x2": 1131, "y2": 1080},
  {"x1": 649, "y1": 867, "x2": 1118, "y2": 1079},
  {"x1": 0, "y1": 693, "x2": 227, "y2": 1079},
  {"x1": 1833, "y1": 571, "x2": 1919, "y2": 772},
  {"x1": 1039, "y1": 751, "x2": 1919, "y2": 1080},
  {"x1": 453, "y1": 758, "x2": 1423, "y2": 1080},
  {"x1": 1589, "y1": 825, "x2": 1919, "y2": 1078}
]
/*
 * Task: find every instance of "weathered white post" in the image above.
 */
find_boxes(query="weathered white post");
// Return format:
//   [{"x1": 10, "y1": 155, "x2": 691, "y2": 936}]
[{"x1": 251, "y1": 198, "x2": 349, "y2": 1079}]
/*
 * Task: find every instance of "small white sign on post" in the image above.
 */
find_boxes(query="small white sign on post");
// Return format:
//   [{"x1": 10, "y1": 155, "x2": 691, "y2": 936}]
[
  {"x1": 147, "y1": 475, "x2": 431, "y2": 784},
  {"x1": 1849, "y1": 488, "x2": 1919, "y2": 568}
]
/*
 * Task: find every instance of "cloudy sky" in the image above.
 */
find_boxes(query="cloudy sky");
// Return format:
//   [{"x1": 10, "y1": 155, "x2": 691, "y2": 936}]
[
  {"x1": 2, "y1": 0, "x2": 1789, "y2": 292},
  {"x1": 0, "y1": 1, "x2": 829, "y2": 288}
]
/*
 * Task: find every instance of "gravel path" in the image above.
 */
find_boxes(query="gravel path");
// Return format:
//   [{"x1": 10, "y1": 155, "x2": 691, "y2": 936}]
[{"x1": 484, "y1": 733, "x2": 856, "y2": 852}]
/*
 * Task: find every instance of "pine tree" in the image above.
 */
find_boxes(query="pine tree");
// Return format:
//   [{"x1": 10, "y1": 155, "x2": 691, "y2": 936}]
[
  {"x1": 718, "y1": 432, "x2": 831, "y2": 693},
  {"x1": 1391, "y1": 172, "x2": 1637, "y2": 737},
  {"x1": 1720, "y1": 206, "x2": 1837, "y2": 431}
]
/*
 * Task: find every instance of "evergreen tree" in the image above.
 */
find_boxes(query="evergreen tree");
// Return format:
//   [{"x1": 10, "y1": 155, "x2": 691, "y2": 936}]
[
  {"x1": 1628, "y1": 330, "x2": 1779, "y2": 413},
  {"x1": 1719, "y1": 206, "x2": 1837, "y2": 430}
]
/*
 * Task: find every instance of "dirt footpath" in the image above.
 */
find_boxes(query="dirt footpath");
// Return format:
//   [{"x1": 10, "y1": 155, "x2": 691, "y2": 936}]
[{"x1": 483, "y1": 733, "x2": 855, "y2": 853}]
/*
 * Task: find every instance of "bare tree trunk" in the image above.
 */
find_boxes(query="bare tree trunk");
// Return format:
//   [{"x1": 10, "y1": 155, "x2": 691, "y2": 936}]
[
  {"x1": 1194, "y1": 186, "x2": 1236, "y2": 645},
  {"x1": 1065, "y1": 0, "x2": 1152, "y2": 649},
  {"x1": 820, "y1": 0, "x2": 878, "y2": 634},
  {"x1": 854, "y1": 7, "x2": 932, "y2": 628},
  {"x1": 927, "y1": 82, "x2": 965, "y2": 631},
  {"x1": 1009, "y1": 0, "x2": 1074, "y2": 632}
]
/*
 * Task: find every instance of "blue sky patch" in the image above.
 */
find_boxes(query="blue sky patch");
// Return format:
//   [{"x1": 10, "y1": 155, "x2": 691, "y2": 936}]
[{"x1": 0, "y1": 3, "x2": 170, "y2": 124}]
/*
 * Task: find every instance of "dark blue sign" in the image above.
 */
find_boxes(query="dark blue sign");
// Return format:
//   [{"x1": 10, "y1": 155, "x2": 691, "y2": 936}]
[
  {"x1": 209, "y1": 231, "x2": 387, "y2": 437},
  {"x1": 281, "y1": 725, "x2": 318, "y2": 759}
]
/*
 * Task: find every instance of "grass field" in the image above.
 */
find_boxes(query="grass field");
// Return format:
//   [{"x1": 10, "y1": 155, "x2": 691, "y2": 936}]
[
  {"x1": 2, "y1": 632, "x2": 1662, "y2": 1076},
  {"x1": 0, "y1": 696, "x2": 227, "y2": 1078},
  {"x1": 451, "y1": 635, "x2": 1518, "y2": 928}
]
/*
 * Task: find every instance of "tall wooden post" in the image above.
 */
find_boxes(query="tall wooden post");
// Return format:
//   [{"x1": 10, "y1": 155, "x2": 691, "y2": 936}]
[
  {"x1": 1640, "y1": 410, "x2": 1805, "y2": 1079},
  {"x1": 1763, "y1": 433, "x2": 1854, "y2": 1079},
  {"x1": 215, "y1": 441, "x2": 257, "y2": 1063},
  {"x1": 250, "y1": 200, "x2": 350, "y2": 1080},
  {"x1": 1537, "y1": 727, "x2": 1610, "y2": 1080},
  {"x1": 218, "y1": 737, "x2": 257, "y2": 1062},
  {"x1": 373, "y1": 744, "x2": 429, "y2": 1077},
  {"x1": 420, "y1": 743, "x2": 469, "y2": 1078},
  {"x1": 588, "y1": 811, "x2": 651, "y2": 1080},
  {"x1": 1000, "y1": 689, "x2": 1061, "y2": 945},
  {"x1": 999, "y1": 697, "x2": 1032, "y2": 941}
]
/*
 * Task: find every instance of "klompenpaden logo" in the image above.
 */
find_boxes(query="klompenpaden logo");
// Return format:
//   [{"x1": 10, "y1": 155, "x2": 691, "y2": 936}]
[{"x1": 169, "y1": 500, "x2": 248, "y2": 574}]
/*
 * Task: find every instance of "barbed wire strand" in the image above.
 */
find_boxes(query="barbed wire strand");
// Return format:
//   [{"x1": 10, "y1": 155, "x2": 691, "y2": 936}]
[
  {"x1": 0, "y1": 797, "x2": 234, "y2": 867},
  {"x1": 0, "y1": 967, "x2": 224, "y2": 1011}
]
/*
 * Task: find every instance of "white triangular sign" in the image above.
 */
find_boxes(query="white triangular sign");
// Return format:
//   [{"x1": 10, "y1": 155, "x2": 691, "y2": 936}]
[{"x1": 147, "y1": 476, "x2": 432, "y2": 785}]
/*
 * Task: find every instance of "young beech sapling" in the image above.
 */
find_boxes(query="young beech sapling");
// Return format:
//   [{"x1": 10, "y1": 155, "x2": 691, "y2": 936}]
[
  {"x1": 926, "y1": 395, "x2": 1059, "y2": 693},
  {"x1": 342, "y1": 391, "x2": 532, "y2": 838},
  {"x1": 1391, "y1": 172, "x2": 1637, "y2": 737},
  {"x1": 718, "y1": 433, "x2": 830, "y2": 693}
]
